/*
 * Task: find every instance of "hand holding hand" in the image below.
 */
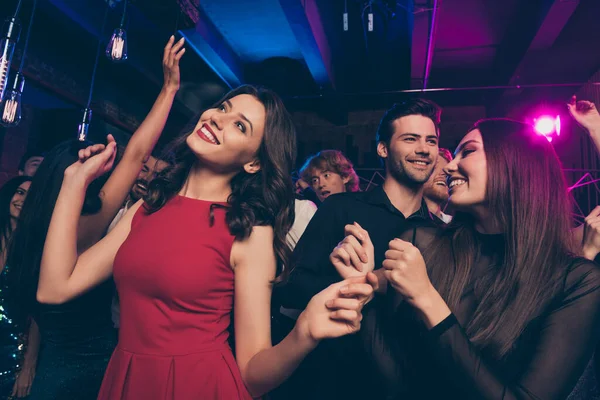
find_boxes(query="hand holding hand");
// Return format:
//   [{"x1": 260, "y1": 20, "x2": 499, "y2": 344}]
[
  {"x1": 330, "y1": 222, "x2": 374, "y2": 279},
  {"x1": 382, "y1": 238, "x2": 435, "y2": 308},
  {"x1": 298, "y1": 273, "x2": 378, "y2": 343}
]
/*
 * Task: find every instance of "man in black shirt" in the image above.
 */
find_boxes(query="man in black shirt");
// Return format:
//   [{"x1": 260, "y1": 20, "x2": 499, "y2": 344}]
[{"x1": 275, "y1": 99, "x2": 443, "y2": 399}]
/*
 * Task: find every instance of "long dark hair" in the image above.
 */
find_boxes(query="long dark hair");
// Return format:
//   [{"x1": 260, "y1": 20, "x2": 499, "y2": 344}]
[
  {"x1": 0, "y1": 176, "x2": 32, "y2": 254},
  {"x1": 425, "y1": 119, "x2": 574, "y2": 358},
  {"x1": 6, "y1": 140, "x2": 108, "y2": 323},
  {"x1": 145, "y1": 85, "x2": 297, "y2": 281}
]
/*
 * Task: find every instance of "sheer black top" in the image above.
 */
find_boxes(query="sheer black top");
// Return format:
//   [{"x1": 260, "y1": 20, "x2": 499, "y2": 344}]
[{"x1": 366, "y1": 229, "x2": 600, "y2": 399}]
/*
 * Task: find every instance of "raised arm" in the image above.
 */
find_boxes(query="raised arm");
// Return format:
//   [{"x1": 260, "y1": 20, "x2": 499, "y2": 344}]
[
  {"x1": 231, "y1": 225, "x2": 376, "y2": 397},
  {"x1": 568, "y1": 98, "x2": 600, "y2": 258},
  {"x1": 568, "y1": 96, "x2": 600, "y2": 155},
  {"x1": 37, "y1": 141, "x2": 142, "y2": 304},
  {"x1": 77, "y1": 36, "x2": 185, "y2": 250}
]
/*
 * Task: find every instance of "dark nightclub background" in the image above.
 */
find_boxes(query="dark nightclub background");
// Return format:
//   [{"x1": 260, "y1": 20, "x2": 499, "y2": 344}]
[{"x1": 0, "y1": 0, "x2": 599, "y2": 221}]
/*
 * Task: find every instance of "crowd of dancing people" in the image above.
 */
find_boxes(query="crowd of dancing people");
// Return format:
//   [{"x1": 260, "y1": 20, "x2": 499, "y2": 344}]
[{"x1": 1, "y1": 36, "x2": 600, "y2": 399}]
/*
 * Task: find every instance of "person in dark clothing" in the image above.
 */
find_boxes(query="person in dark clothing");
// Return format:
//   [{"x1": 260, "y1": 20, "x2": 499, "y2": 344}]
[
  {"x1": 274, "y1": 98, "x2": 442, "y2": 399},
  {"x1": 298, "y1": 149, "x2": 360, "y2": 204},
  {"x1": 339, "y1": 119, "x2": 600, "y2": 399}
]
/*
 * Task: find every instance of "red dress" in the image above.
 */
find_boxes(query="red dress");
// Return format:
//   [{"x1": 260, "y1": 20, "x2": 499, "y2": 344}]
[{"x1": 98, "y1": 196, "x2": 252, "y2": 400}]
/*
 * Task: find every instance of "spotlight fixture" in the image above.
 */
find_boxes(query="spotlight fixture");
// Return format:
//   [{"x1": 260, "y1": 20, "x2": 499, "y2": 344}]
[{"x1": 534, "y1": 115, "x2": 561, "y2": 142}]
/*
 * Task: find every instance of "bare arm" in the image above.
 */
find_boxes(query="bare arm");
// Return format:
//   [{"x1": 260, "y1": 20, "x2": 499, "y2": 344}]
[
  {"x1": 21, "y1": 318, "x2": 40, "y2": 373},
  {"x1": 568, "y1": 97, "x2": 600, "y2": 154},
  {"x1": 77, "y1": 37, "x2": 185, "y2": 250},
  {"x1": 233, "y1": 226, "x2": 316, "y2": 397},
  {"x1": 37, "y1": 143, "x2": 143, "y2": 304},
  {"x1": 11, "y1": 318, "x2": 40, "y2": 398},
  {"x1": 232, "y1": 226, "x2": 373, "y2": 397}
]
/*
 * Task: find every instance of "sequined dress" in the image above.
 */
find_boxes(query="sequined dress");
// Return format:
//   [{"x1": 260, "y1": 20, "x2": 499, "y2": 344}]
[{"x1": 27, "y1": 279, "x2": 117, "y2": 399}]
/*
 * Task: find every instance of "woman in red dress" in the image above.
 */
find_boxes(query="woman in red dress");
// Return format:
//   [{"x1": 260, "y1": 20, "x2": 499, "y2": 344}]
[{"x1": 37, "y1": 84, "x2": 376, "y2": 399}]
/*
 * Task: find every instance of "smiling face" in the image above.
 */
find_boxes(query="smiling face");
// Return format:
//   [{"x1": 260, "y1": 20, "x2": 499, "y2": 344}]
[
  {"x1": 423, "y1": 155, "x2": 449, "y2": 203},
  {"x1": 130, "y1": 156, "x2": 169, "y2": 202},
  {"x1": 185, "y1": 94, "x2": 266, "y2": 174},
  {"x1": 444, "y1": 129, "x2": 487, "y2": 211},
  {"x1": 377, "y1": 114, "x2": 439, "y2": 185},
  {"x1": 9, "y1": 181, "x2": 31, "y2": 220}
]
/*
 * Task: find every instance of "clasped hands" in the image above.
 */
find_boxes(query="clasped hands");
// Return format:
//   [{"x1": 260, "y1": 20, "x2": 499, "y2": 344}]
[{"x1": 329, "y1": 223, "x2": 437, "y2": 309}]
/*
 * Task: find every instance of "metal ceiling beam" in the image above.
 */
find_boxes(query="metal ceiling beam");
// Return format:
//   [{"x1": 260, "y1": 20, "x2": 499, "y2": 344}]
[
  {"x1": 278, "y1": 0, "x2": 335, "y2": 90},
  {"x1": 180, "y1": 6, "x2": 244, "y2": 89},
  {"x1": 422, "y1": 0, "x2": 440, "y2": 90},
  {"x1": 487, "y1": 0, "x2": 579, "y2": 114},
  {"x1": 493, "y1": 0, "x2": 598, "y2": 118}
]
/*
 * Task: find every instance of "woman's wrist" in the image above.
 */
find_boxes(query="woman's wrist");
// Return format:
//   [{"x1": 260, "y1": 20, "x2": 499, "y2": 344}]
[
  {"x1": 293, "y1": 312, "x2": 320, "y2": 350},
  {"x1": 413, "y1": 285, "x2": 452, "y2": 329},
  {"x1": 161, "y1": 84, "x2": 178, "y2": 96},
  {"x1": 583, "y1": 244, "x2": 599, "y2": 260},
  {"x1": 62, "y1": 170, "x2": 89, "y2": 189}
]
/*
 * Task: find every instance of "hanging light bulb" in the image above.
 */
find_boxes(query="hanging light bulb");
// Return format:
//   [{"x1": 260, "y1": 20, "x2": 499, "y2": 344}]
[
  {"x1": 1, "y1": 0, "x2": 37, "y2": 128},
  {"x1": 106, "y1": 0, "x2": 128, "y2": 63},
  {"x1": 0, "y1": 72, "x2": 24, "y2": 127},
  {"x1": 0, "y1": 18, "x2": 21, "y2": 101},
  {"x1": 77, "y1": 108, "x2": 92, "y2": 142},
  {"x1": 106, "y1": 27, "x2": 127, "y2": 62},
  {"x1": 78, "y1": 5, "x2": 109, "y2": 140}
]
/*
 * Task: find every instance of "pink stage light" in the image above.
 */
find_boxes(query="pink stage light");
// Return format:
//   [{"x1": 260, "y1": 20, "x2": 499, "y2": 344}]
[{"x1": 534, "y1": 115, "x2": 561, "y2": 142}]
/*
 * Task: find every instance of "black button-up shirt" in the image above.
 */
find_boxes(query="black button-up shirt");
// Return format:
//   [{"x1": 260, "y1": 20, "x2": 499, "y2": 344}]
[
  {"x1": 273, "y1": 186, "x2": 439, "y2": 400},
  {"x1": 278, "y1": 185, "x2": 436, "y2": 310}
]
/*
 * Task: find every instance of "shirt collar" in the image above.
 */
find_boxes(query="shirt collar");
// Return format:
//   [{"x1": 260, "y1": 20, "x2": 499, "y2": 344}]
[{"x1": 359, "y1": 186, "x2": 432, "y2": 221}]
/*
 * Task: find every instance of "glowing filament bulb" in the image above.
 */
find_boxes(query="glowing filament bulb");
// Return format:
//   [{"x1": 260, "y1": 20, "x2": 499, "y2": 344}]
[
  {"x1": 2, "y1": 99, "x2": 17, "y2": 123},
  {"x1": 106, "y1": 28, "x2": 127, "y2": 62},
  {"x1": 111, "y1": 36, "x2": 124, "y2": 59},
  {"x1": 0, "y1": 73, "x2": 24, "y2": 127},
  {"x1": 0, "y1": 18, "x2": 20, "y2": 100}
]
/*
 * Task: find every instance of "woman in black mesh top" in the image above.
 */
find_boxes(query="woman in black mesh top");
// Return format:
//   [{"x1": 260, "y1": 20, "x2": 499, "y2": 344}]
[{"x1": 333, "y1": 118, "x2": 600, "y2": 399}]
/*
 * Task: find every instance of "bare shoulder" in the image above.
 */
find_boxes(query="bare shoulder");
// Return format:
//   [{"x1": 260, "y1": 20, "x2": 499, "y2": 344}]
[
  {"x1": 109, "y1": 199, "x2": 145, "y2": 234},
  {"x1": 230, "y1": 225, "x2": 275, "y2": 272}
]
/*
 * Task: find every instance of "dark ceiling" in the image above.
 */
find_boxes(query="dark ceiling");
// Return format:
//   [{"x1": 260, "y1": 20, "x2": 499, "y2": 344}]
[{"x1": 1, "y1": 0, "x2": 600, "y2": 139}]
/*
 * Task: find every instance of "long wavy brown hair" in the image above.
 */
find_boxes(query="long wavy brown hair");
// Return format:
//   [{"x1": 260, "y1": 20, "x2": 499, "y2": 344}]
[
  {"x1": 425, "y1": 119, "x2": 575, "y2": 358},
  {"x1": 145, "y1": 85, "x2": 297, "y2": 282}
]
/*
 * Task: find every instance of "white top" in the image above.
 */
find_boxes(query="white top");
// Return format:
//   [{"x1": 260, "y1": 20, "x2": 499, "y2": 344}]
[
  {"x1": 286, "y1": 199, "x2": 318, "y2": 248},
  {"x1": 440, "y1": 211, "x2": 453, "y2": 224},
  {"x1": 107, "y1": 202, "x2": 131, "y2": 329},
  {"x1": 280, "y1": 199, "x2": 318, "y2": 320}
]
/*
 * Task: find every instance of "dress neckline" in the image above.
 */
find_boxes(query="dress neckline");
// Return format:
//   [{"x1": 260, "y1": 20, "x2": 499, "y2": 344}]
[{"x1": 176, "y1": 195, "x2": 229, "y2": 205}]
